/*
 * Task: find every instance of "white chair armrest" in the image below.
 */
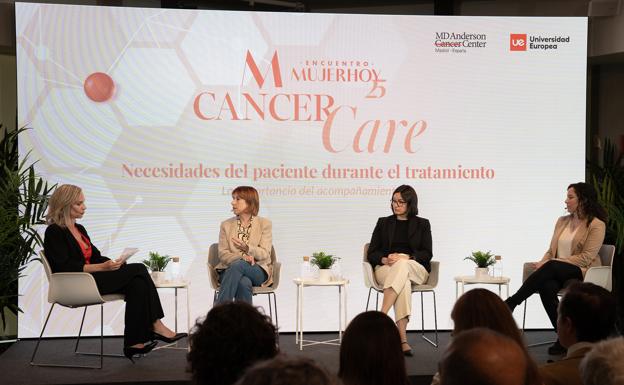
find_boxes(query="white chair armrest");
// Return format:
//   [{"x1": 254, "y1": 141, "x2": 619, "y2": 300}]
[
  {"x1": 362, "y1": 262, "x2": 383, "y2": 291},
  {"x1": 584, "y1": 266, "x2": 612, "y2": 291},
  {"x1": 48, "y1": 272, "x2": 105, "y2": 307}
]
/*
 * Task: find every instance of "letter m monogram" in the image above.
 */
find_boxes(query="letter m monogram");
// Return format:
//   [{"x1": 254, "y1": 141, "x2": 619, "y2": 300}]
[{"x1": 244, "y1": 50, "x2": 283, "y2": 88}]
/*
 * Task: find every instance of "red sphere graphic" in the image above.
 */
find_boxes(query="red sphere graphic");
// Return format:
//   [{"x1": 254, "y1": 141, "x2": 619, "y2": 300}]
[{"x1": 83, "y1": 72, "x2": 115, "y2": 102}]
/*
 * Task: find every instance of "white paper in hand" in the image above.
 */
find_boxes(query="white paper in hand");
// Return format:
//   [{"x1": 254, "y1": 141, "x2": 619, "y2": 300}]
[{"x1": 117, "y1": 248, "x2": 139, "y2": 263}]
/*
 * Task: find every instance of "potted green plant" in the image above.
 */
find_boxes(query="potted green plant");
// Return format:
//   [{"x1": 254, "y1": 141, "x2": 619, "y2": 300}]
[
  {"x1": 465, "y1": 250, "x2": 496, "y2": 278},
  {"x1": 588, "y1": 137, "x2": 624, "y2": 329},
  {"x1": 311, "y1": 251, "x2": 339, "y2": 282},
  {"x1": 0, "y1": 125, "x2": 54, "y2": 340},
  {"x1": 142, "y1": 251, "x2": 171, "y2": 284}
]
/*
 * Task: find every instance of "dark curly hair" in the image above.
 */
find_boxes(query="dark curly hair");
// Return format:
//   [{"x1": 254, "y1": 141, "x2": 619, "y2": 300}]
[
  {"x1": 568, "y1": 182, "x2": 607, "y2": 225},
  {"x1": 187, "y1": 302, "x2": 278, "y2": 385}
]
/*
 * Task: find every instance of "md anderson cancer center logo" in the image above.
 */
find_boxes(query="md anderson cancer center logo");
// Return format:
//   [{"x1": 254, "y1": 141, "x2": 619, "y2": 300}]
[
  {"x1": 510, "y1": 33, "x2": 571, "y2": 51},
  {"x1": 434, "y1": 32, "x2": 487, "y2": 54}
]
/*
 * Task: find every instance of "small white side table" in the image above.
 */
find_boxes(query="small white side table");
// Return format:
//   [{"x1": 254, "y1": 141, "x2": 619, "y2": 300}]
[
  {"x1": 454, "y1": 275, "x2": 510, "y2": 299},
  {"x1": 155, "y1": 280, "x2": 191, "y2": 350},
  {"x1": 293, "y1": 278, "x2": 349, "y2": 351}
]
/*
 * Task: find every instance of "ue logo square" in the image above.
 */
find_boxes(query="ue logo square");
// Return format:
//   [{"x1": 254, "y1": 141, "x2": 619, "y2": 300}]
[{"x1": 510, "y1": 34, "x2": 527, "y2": 51}]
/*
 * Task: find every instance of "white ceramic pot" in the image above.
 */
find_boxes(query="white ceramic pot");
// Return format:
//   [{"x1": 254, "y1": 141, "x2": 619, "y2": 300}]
[
  {"x1": 318, "y1": 269, "x2": 332, "y2": 283},
  {"x1": 151, "y1": 271, "x2": 166, "y2": 284},
  {"x1": 475, "y1": 267, "x2": 489, "y2": 279}
]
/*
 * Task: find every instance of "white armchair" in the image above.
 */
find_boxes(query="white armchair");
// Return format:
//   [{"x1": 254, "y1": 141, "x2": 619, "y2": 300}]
[
  {"x1": 521, "y1": 244, "x2": 615, "y2": 345},
  {"x1": 362, "y1": 243, "x2": 439, "y2": 347},
  {"x1": 207, "y1": 243, "x2": 281, "y2": 328},
  {"x1": 30, "y1": 251, "x2": 125, "y2": 369}
]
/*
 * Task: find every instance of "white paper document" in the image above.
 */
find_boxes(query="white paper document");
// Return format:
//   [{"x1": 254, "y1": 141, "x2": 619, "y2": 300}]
[{"x1": 116, "y1": 248, "x2": 139, "y2": 263}]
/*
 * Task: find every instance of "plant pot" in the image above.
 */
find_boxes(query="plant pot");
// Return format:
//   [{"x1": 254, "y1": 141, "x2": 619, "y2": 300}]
[
  {"x1": 318, "y1": 269, "x2": 332, "y2": 283},
  {"x1": 151, "y1": 271, "x2": 166, "y2": 284},
  {"x1": 475, "y1": 267, "x2": 489, "y2": 279}
]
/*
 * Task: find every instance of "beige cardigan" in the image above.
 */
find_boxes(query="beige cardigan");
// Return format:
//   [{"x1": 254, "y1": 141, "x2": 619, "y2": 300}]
[
  {"x1": 539, "y1": 215, "x2": 606, "y2": 276},
  {"x1": 217, "y1": 216, "x2": 273, "y2": 286}
]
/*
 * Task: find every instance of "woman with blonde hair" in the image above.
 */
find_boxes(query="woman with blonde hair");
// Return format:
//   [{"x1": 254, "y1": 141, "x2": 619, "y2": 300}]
[
  {"x1": 43, "y1": 184, "x2": 185, "y2": 362},
  {"x1": 216, "y1": 186, "x2": 273, "y2": 304}
]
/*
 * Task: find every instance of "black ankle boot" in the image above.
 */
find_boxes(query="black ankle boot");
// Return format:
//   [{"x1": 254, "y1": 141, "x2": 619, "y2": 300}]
[{"x1": 504, "y1": 298, "x2": 517, "y2": 312}]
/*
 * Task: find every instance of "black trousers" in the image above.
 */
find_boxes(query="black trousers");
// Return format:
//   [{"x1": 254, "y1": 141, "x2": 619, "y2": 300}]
[
  {"x1": 509, "y1": 260, "x2": 582, "y2": 329},
  {"x1": 92, "y1": 263, "x2": 164, "y2": 346}
]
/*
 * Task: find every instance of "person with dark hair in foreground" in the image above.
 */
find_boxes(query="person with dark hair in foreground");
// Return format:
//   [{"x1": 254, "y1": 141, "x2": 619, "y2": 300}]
[
  {"x1": 234, "y1": 355, "x2": 337, "y2": 385},
  {"x1": 430, "y1": 289, "x2": 540, "y2": 385},
  {"x1": 439, "y1": 328, "x2": 541, "y2": 385},
  {"x1": 339, "y1": 311, "x2": 410, "y2": 385},
  {"x1": 367, "y1": 184, "x2": 433, "y2": 355},
  {"x1": 539, "y1": 282, "x2": 616, "y2": 385},
  {"x1": 187, "y1": 302, "x2": 278, "y2": 385},
  {"x1": 505, "y1": 182, "x2": 607, "y2": 355}
]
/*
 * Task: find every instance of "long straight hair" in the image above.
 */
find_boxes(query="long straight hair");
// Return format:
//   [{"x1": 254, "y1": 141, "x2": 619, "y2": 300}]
[{"x1": 339, "y1": 311, "x2": 410, "y2": 385}]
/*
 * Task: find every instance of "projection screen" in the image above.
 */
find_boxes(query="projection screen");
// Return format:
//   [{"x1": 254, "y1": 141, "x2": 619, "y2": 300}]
[{"x1": 16, "y1": 2, "x2": 587, "y2": 337}]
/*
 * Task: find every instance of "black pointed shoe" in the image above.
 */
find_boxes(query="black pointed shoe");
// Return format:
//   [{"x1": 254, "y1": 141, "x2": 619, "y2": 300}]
[
  {"x1": 152, "y1": 331, "x2": 188, "y2": 343},
  {"x1": 123, "y1": 340, "x2": 158, "y2": 363}
]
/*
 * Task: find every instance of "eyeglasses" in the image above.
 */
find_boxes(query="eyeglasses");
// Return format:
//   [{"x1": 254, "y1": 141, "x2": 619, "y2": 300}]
[{"x1": 391, "y1": 199, "x2": 407, "y2": 206}]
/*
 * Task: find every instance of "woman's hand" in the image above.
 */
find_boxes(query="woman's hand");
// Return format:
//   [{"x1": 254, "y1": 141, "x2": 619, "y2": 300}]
[
  {"x1": 84, "y1": 259, "x2": 122, "y2": 273},
  {"x1": 242, "y1": 254, "x2": 255, "y2": 265},
  {"x1": 383, "y1": 253, "x2": 410, "y2": 266},
  {"x1": 231, "y1": 237, "x2": 250, "y2": 253}
]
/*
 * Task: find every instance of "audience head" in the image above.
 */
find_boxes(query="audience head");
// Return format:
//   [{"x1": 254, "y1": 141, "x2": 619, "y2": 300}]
[
  {"x1": 451, "y1": 288, "x2": 523, "y2": 346},
  {"x1": 557, "y1": 282, "x2": 615, "y2": 347},
  {"x1": 567, "y1": 182, "x2": 607, "y2": 224},
  {"x1": 439, "y1": 328, "x2": 540, "y2": 385},
  {"x1": 391, "y1": 184, "x2": 418, "y2": 217},
  {"x1": 188, "y1": 302, "x2": 278, "y2": 385},
  {"x1": 46, "y1": 184, "x2": 83, "y2": 227},
  {"x1": 339, "y1": 311, "x2": 409, "y2": 385},
  {"x1": 234, "y1": 355, "x2": 337, "y2": 385},
  {"x1": 232, "y1": 186, "x2": 260, "y2": 216},
  {"x1": 580, "y1": 337, "x2": 624, "y2": 385}
]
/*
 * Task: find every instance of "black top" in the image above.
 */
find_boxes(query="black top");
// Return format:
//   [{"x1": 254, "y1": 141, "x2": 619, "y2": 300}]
[
  {"x1": 391, "y1": 219, "x2": 411, "y2": 255},
  {"x1": 367, "y1": 215, "x2": 433, "y2": 272},
  {"x1": 44, "y1": 223, "x2": 109, "y2": 273}
]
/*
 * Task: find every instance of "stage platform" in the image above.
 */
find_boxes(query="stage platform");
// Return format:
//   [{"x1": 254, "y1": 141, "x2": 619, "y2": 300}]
[{"x1": 0, "y1": 330, "x2": 558, "y2": 385}]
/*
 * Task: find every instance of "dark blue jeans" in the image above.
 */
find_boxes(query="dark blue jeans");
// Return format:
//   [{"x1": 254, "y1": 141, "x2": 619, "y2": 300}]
[{"x1": 216, "y1": 259, "x2": 267, "y2": 304}]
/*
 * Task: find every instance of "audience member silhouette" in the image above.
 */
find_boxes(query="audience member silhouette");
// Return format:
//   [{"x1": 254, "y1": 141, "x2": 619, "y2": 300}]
[
  {"x1": 439, "y1": 328, "x2": 541, "y2": 385},
  {"x1": 580, "y1": 336, "x2": 624, "y2": 385},
  {"x1": 234, "y1": 355, "x2": 337, "y2": 385},
  {"x1": 539, "y1": 282, "x2": 616, "y2": 385},
  {"x1": 431, "y1": 289, "x2": 539, "y2": 385},
  {"x1": 187, "y1": 302, "x2": 278, "y2": 385},
  {"x1": 339, "y1": 311, "x2": 410, "y2": 385}
]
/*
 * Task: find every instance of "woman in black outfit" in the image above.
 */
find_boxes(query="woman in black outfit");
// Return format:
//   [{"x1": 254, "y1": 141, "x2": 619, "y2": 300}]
[{"x1": 43, "y1": 184, "x2": 186, "y2": 361}]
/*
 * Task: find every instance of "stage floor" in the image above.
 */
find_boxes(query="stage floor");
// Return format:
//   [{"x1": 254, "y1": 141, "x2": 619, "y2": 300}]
[{"x1": 0, "y1": 330, "x2": 559, "y2": 385}]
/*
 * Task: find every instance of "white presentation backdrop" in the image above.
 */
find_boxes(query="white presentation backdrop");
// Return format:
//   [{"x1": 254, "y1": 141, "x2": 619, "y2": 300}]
[{"x1": 16, "y1": 2, "x2": 587, "y2": 337}]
